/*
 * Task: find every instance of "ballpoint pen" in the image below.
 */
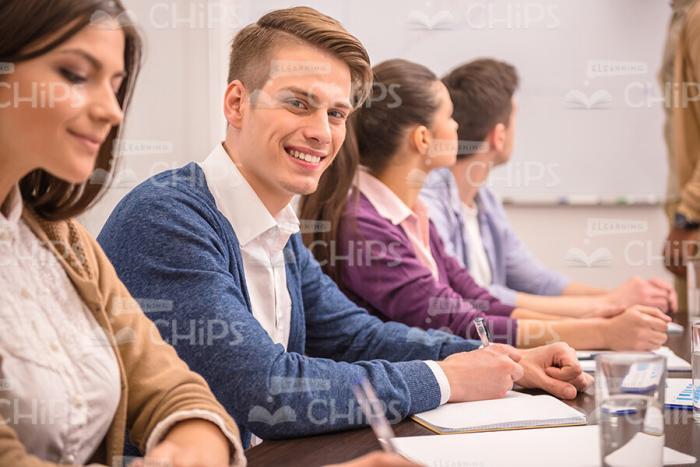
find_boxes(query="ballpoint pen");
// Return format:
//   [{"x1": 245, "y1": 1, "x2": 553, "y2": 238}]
[
  {"x1": 474, "y1": 317, "x2": 491, "y2": 348},
  {"x1": 352, "y1": 377, "x2": 397, "y2": 453}
]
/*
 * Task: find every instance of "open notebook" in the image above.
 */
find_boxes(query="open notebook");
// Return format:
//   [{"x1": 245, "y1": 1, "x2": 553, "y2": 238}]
[
  {"x1": 411, "y1": 393, "x2": 586, "y2": 434},
  {"x1": 576, "y1": 347, "x2": 691, "y2": 372}
]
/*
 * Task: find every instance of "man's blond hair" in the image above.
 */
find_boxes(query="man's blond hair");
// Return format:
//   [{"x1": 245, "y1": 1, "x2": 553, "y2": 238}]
[{"x1": 228, "y1": 6, "x2": 372, "y2": 107}]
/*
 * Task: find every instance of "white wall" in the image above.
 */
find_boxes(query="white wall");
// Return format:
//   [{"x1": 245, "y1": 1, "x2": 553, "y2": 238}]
[
  {"x1": 80, "y1": 0, "x2": 229, "y2": 234},
  {"x1": 79, "y1": 0, "x2": 675, "y2": 287},
  {"x1": 216, "y1": 0, "x2": 671, "y2": 202},
  {"x1": 505, "y1": 204, "x2": 674, "y2": 286}
]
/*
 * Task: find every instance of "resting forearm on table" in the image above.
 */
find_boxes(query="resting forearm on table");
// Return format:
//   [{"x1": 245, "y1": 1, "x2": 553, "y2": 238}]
[
  {"x1": 561, "y1": 281, "x2": 609, "y2": 296},
  {"x1": 515, "y1": 318, "x2": 607, "y2": 349},
  {"x1": 511, "y1": 308, "x2": 565, "y2": 320},
  {"x1": 513, "y1": 293, "x2": 607, "y2": 318}
]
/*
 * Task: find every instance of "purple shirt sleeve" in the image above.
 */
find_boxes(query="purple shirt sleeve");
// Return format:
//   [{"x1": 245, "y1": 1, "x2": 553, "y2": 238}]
[{"x1": 337, "y1": 200, "x2": 518, "y2": 345}]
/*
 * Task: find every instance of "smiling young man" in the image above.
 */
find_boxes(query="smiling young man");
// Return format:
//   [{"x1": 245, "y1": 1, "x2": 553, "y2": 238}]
[{"x1": 98, "y1": 7, "x2": 591, "y2": 447}]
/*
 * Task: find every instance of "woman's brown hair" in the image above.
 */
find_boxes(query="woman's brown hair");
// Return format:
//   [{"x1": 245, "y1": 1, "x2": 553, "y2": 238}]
[
  {"x1": 299, "y1": 58, "x2": 440, "y2": 279},
  {"x1": 0, "y1": 0, "x2": 142, "y2": 220}
]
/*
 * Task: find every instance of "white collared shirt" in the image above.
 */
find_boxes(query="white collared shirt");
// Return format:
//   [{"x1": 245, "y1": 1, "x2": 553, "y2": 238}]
[
  {"x1": 201, "y1": 147, "x2": 449, "y2": 407},
  {"x1": 198, "y1": 144, "x2": 299, "y2": 349},
  {"x1": 461, "y1": 202, "x2": 492, "y2": 287},
  {"x1": 0, "y1": 185, "x2": 243, "y2": 465}
]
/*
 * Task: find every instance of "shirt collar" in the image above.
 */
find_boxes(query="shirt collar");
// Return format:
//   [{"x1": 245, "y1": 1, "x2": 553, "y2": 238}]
[
  {"x1": 355, "y1": 167, "x2": 416, "y2": 225},
  {"x1": 424, "y1": 168, "x2": 463, "y2": 215},
  {"x1": 1, "y1": 185, "x2": 23, "y2": 225},
  {"x1": 199, "y1": 143, "x2": 299, "y2": 246},
  {"x1": 445, "y1": 169, "x2": 464, "y2": 215},
  {"x1": 426, "y1": 167, "x2": 485, "y2": 216}
]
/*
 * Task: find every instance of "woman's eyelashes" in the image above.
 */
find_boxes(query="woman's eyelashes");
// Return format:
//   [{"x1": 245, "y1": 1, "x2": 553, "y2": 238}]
[
  {"x1": 59, "y1": 67, "x2": 88, "y2": 84},
  {"x1": 59, "y1": 66, "x2": 123, "y2": 97}
]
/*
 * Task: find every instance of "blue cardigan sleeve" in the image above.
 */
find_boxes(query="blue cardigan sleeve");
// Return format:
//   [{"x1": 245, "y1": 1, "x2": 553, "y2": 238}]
[
  {"x1": 292, "y1": 235, "x2": 480, "y2": 362},
  {"x1": 97, "y1": 183, "x2": 475, "y2": 442}
]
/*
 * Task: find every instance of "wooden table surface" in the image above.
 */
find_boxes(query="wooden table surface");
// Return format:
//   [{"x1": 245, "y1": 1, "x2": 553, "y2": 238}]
[{"x1": 246, "y1": 314, "x2": 700, "y2": 466}]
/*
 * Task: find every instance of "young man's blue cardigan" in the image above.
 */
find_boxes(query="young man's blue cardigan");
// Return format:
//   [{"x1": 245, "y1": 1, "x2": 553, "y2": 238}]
[{"x1": 97, "y1": 163, "x2": 479, "y2": 447}]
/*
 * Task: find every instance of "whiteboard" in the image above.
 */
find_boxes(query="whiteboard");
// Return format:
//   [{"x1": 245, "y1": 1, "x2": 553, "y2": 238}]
[{"x1": 220, "y1": 0, "x2": 671, "y2": 203}]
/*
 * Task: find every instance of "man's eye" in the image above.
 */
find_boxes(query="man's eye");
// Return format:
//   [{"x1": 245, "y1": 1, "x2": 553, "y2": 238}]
[
  {"x1": 60, "y1": 68, "x2": 87, "y2": 84},
  {"x1": 288, "y1": 99, "x2": 307, "y2": 109},
  {"x1": 329, "y1": 110, "x2": 347, "y2": 120}
]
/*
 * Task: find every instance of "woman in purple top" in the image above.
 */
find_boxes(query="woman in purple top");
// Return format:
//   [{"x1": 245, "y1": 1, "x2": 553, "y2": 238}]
[{"x1": 300, "y1": 59, "x2": 671, "y2": 350}]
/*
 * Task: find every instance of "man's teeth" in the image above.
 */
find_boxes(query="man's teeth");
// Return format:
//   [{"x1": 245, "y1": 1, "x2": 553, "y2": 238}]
[{"x1": 289, "y1": 149, "x2": 321, "y2": 164}]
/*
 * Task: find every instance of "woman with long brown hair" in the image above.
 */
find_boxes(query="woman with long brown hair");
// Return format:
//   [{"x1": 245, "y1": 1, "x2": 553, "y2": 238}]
[
  {"x1": 300, "y1": 58, "x2": 671, "y2": 351},
  {"x1": 0, "y1": 1, "x2": 244, "y2": 465}
]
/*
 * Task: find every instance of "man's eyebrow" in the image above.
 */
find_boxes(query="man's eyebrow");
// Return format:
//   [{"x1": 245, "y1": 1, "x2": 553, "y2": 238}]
[
  {"x1": 334, "y1": 100, "x2": 353, "y2": 111},
  {"x1": 279, "y1": 86, "x2": 352, "y2": 110},
  {"x1": 56, "y1": 48, "x2": 127, "y2": 79}
]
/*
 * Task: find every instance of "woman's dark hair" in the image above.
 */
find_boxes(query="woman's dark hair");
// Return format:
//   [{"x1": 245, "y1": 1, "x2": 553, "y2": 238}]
[
  {"x1": 299, "y1": 58, "x2": 440, "y2": 278},
  {"x1": 0, "y1": 0, "x2": 142, "y2": 220}
]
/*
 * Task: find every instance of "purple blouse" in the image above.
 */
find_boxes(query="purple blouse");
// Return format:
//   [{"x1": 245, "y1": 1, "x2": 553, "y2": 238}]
[{"x1": 335, "y1": 192, "x2": 518, "y2": 345}]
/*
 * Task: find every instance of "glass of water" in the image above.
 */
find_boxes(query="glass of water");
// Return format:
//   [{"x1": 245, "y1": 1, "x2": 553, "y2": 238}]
[
  {"x1": 596, "y1": 353, "x2": 666, "y2": 467},
  {"x1": 692, "y1": 321, "x2": 700, "y2": 421}
]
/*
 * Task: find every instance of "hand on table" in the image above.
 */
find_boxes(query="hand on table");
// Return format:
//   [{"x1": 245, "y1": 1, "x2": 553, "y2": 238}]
[
  {"x1": 437, "y1": 344, "x2": 523, "y2": 402},
  {"x1": 601, "y1": 305, "x2": 670, "y2": 351},
  {"x1": 606, "y1": 276, "x2": 677, "y2": 314},
  {"x1": 515, "y1": 342, "x2": 593, "y2": 400}
]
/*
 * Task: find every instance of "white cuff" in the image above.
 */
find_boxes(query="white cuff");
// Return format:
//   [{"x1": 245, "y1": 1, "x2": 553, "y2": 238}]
[
  {"x1": 145, "y1": 409, "x2": 246, "y2": 467},
  {"x1": 423, "y1": 360, "x2": 451, "y2": 405}
]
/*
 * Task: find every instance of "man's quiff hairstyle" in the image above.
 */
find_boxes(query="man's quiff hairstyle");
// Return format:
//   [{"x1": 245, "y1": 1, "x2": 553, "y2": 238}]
[{"x1": 228, "y1": 6, "x2": 372, "y2": 107}]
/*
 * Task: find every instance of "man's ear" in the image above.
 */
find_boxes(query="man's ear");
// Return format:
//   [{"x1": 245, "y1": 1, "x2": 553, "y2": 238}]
[
  {"x1": 223, "y1": 80, "x2": 246, "y2": 129},
  {"x1": 488, "y1": 123, "x2": 506, "y2": 154},
  {"x1": 410, "y1": 125, "x2": 431, "y2": 156}
]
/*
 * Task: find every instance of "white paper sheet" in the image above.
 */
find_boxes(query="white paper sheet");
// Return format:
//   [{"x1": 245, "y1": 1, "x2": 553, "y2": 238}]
[
  {"x1": 392, "y1": 425, "x2": 696, "y2": 467},
  {"x1": 576, "y1": 347, "x2": 691, "y2": 372}
]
